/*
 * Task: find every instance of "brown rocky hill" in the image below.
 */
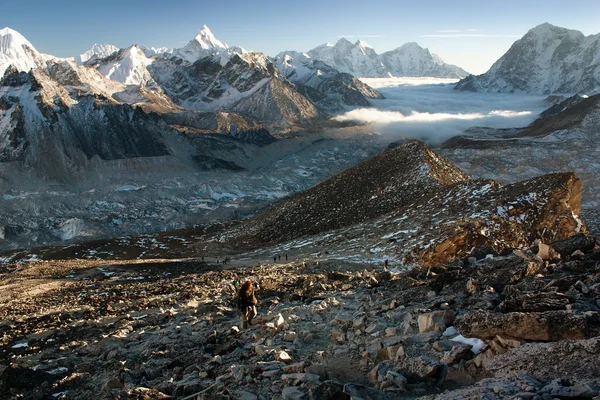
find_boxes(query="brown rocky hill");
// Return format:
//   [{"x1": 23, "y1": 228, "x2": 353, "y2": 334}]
[
  {"x1": 207, "y1": 140, "x2": 586, "y2": 267},
  {"x1": 224, "y1": 140, "x2": 469, "y2": 247}
]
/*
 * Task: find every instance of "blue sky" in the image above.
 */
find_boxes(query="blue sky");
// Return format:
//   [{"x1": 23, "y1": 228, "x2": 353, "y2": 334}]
[{"x1": 2, "y1": 0, "x2": 599, "y2": 74}]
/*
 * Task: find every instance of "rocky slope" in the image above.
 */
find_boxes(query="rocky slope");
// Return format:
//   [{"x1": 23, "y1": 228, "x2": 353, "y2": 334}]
[
  {"x1": 455, "y1": 23, "x2": 600, "y2": 94},
  {"x1": 440, "y1": 93, "x2": 600, "y2": 235},
  {"x1": 0, "y1": 231, "x2": 598, "y2": 399},
  {"x1": 198, "y1": 140, "x2": 586, "y2": 268},
  {"x1": 307, "y1": 38, "x2": 469, "y2": 78}
]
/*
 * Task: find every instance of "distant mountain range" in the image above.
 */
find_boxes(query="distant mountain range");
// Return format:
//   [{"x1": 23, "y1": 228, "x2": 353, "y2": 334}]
[
  {"x1": 307, "y1": 38, "x2": 469, "y2": 78},
  {"x1": 456, "y1": 23, "x2": 600, "y2": 94},
  {"x1": 0, "y1": 25, "x2": 384, "y2": 177}
]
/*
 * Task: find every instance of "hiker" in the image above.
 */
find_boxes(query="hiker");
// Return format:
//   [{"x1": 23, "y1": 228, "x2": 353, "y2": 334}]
[
  {"x1": 274, "y1": 256, "x2": 277, "y2": 263},
  {"x1": 237, "y1": 280, "x2": 257, "y2": 329}
]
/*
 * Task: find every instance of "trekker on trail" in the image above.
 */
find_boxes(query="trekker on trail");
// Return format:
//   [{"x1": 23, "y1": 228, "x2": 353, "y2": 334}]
[{"x1": 237, "y1": 280, "x2": 257, "y2": 329}]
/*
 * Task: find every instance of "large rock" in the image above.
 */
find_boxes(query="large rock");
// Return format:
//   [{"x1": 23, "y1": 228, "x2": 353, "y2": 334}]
[
  {"x1": 418, "y1": 310, "x2": 455, "y2": 333},
  {"x1": 456, "y1": 310, "x2": 600, "y2": 341},
  {"x1": 550, "y1": 233, "x2": 597, "y2": 258}
]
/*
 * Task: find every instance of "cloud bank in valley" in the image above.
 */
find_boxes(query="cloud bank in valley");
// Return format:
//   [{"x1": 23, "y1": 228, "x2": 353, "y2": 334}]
[{"x1": 335, "y1": 78, "x2": 548, "y2": 145}]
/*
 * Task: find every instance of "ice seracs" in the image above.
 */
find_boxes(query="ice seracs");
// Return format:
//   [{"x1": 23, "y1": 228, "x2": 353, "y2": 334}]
[{"x1": 455, "y1": 22, "x2": 600, "y2": 94}]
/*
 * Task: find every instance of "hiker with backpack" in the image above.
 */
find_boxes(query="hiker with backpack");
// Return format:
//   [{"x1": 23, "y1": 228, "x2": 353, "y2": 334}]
[{"x1": 237, "y1": 280, "x2": 258, "y2": 329}]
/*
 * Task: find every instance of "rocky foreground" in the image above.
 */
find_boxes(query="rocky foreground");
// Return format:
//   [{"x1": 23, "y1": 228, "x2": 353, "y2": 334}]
[{"x1": 1, "y1": 233, "x2": 599, "y2": 399}]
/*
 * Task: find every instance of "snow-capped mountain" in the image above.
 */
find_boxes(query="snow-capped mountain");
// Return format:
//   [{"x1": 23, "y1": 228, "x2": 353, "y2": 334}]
[
  {"x1": 380, "y1": 42, "x2": 468, "y2": 78},
  {"x1": 307, "y1": 38, "x2": 469, "y2": 78},
  {"x1": 273, "y1": 50, "x2": 384, "y2": 112},
  {"x1": 139, "y1": 45, "x2": 173, "y2": 58},
  {"x1": 77, "y1": 43, "x2": 119, "y2": 64},
  {"x1": 0, "y1": 27, "x2": 50, "y2": 78},
  {"x1": 455, "y1": 23, "x2": 600, "y2": 94},
  {"x1": 95, "y1": 45, "x2": 155, "y2": 86},
  {"x1": 174, "y1": 25, "x2": 235, "y2": 63}
]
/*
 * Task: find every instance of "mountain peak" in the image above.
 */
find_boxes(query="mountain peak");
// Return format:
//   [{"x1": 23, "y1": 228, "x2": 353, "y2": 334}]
[
  {"x1": 193, "y1": 25, "x2": 227, "y2": 49},
  {"x1": 0, "y1": 26, "x2": 46, "y2": 78},
  {"x1": 79, "y1": 43, "x2": 119, "y2": 64},
  {"x1": 335, "y1": 37, "x2": 353, "y2": 46},
  {"x1": 355, "y1": 39, "x2": 370, "y2": 48},
  {"x1": 0, "y1": 27, "x2": 36, "y2": 53}
]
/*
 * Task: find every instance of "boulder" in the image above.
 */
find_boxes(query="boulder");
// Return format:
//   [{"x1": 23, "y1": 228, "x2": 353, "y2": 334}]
[
  {"x1": 395, "y1": 355, "x2": 440, "y2": 379},
  {"x1": 441, "y1": 344, "x2": 473, "y2": 365},
  {"x1": 455, "y1": 310, "x2": 600, "y2": 341},
  {"x1": 418, "y1": 310, "x2": 455, "y2": 333},
  {"x1": 282, "y1": 386, "x2": 306, "y2": 400},
  {"x1": 550, "y1": 234, "x2": 596, "y2": 258}
]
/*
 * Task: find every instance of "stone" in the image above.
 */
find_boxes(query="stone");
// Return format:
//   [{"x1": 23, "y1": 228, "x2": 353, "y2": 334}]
[
  {"x1": 384, "y1": 370, "x2": 407, "y2": 390},
  {"x1": 103, "y1": 376, "x2": 123, "y2": 391},
  {"x1": 368, "y1": 361, "x2": 394, "y2": 384},
  {"x1": 211, "y1": 355, "x2": 223, "y2": 364},
  {"x1": 550, "y1": 233, "x2": 596, "y2": 258},
  {"x1": 353, "y1": 315, "x2": 366, "y2": 329},
  {"x1": 231, "y1": 365, "x2": 246, "y2": 381},
  {"x1": 418, "y1": 310, "x2": 455, "y2": 333},
  {"x1": 495, "y1": 335, "x2": 524, "y2": 348},
  {"x1": 441, "y1": 344, "x2": 473, "y2": 365},
  {"x1": 282, "y1": 362, "x2": 305, "y2": 374},
  {"x1": 330, "y1": 328, "x2": 346, "y2": 343},
  {"x1": 276, "y1": 351, "x2": 293, "y2": 363},
  {"x1": 375, "y1": 345, "x2": 403, "y2": 362},
  {"x1": 275, "y1": 313, "x2": 285, "y2": 328},
  {"x1": 466, "y1": 278, "x2": 478, "y2": 295},
  {"x1": 283, "y1": 331, "x2": 297, "y2": 342},
  {"x1": 282, "y1": 386, "x2": 306, "y2": 400},
  {"x1": 262, "y1": 369, "x2": 281, "y2": 378},
  {"x1": 536, "y1": 241, "x2": 560, "y2": 261},
  {"x1": 433, "y1": 340, "x2": 456, "y2": 352},
  {"x1": 395, "y1": 355, "x2": 440, "y2": 379},
  {"x1": 384, "y1": 327, "x2": 397, "y2": 337}
]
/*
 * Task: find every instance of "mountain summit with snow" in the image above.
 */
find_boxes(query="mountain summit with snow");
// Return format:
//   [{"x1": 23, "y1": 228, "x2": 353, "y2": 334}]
[
  {"x1": 174, "y1": 25, "x2": 237, "y2": 63},
  {"x1": 307, "y1": 38, "x2": 469, "y2": 78},
  {"x1": 78, "y1": 43, "x2": 119, "y2": 64},
  {"x1": 0, "y1": 27, "x2": 50, "y2": 77},
  {"x1": 455, "y1": 23, "x2": 600, "y2": 94}
]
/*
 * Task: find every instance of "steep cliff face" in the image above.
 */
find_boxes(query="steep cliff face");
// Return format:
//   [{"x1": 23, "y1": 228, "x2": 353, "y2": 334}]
[{"x1": 455, "y1": 23, "x2": 600, "y2": 94}]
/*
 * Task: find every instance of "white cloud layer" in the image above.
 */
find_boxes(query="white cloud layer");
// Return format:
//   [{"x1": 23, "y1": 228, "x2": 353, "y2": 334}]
[{"x1": 335, "y1": 78, "x2": 548, "y2": 145}]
